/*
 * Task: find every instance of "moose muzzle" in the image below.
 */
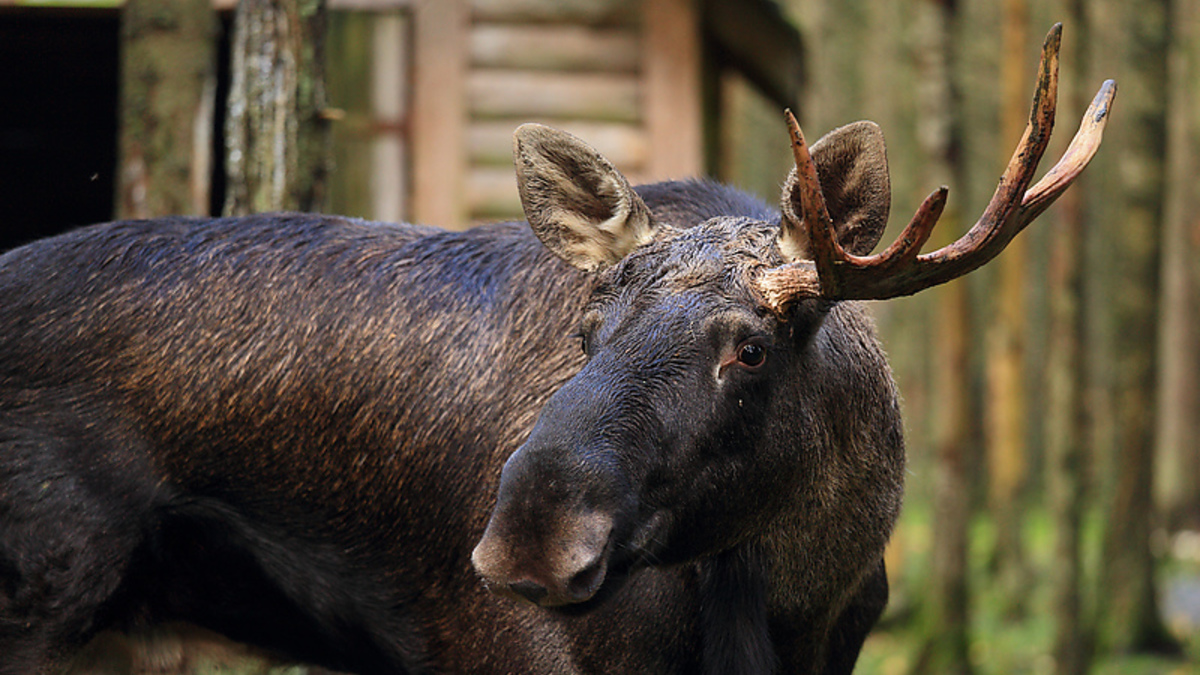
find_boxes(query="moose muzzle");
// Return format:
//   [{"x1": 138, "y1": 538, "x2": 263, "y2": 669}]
[{"x1": 471, "y1": 415, "x2": 632, "y2": 607}]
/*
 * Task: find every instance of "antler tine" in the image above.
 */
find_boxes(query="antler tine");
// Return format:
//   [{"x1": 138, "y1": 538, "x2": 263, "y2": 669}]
[
  {"x1": 1019, "y1": 78, "x2": 1117, "y2": 223},
  {"x1": 758, "y1": 24, "x2": 1115, "y2": 311},
  {"x1": 781, "y1": 110, "x2": 843, "y2": 287},
  {"x1": 871, "y1": 186, "x2": 949, "y2": 272},
  {"x1": 919, "y1": 23, "x2": 1062, "y2": 270}
]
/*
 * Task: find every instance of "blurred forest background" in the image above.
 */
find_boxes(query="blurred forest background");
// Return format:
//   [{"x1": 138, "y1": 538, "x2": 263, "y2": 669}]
[{"x1": 0, "y1": 0, "x2": 1197, "y2": 673}]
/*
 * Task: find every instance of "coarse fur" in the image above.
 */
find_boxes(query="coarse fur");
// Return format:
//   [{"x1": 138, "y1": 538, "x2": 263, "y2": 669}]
[{"x1": 0, "y1": 125, "x2": 904, "y2": 674}]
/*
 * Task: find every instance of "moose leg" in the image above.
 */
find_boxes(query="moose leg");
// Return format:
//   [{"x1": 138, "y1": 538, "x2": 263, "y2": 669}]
[
  {"x1": 821, "y1": 559, "x2": 889, "y2": 675},
  {"x1": 0, "y1": 428, "x2": 146, "y2": 675}
]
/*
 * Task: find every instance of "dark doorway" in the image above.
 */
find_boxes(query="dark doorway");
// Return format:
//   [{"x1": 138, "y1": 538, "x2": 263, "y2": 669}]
[{"x1": 0, "y1": 8, "x2": 120, "y2": 252}]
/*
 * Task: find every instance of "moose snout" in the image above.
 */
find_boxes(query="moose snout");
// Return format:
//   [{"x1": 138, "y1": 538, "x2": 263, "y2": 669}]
[
  {"x1": 474, "y1": 378, "x2": 636, "y2": 607},
  {"x1": 471, "y1": 509, "x2": 614, "y2": 607}
]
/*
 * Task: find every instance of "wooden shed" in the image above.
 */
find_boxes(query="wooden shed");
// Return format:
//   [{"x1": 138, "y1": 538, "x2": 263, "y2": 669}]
[
  {"x1": 0, "y1": 0, "x2": 803, "y2": 242},
  {"x1": 327, "y1": 0, "x2": 805, "y2": 228}
]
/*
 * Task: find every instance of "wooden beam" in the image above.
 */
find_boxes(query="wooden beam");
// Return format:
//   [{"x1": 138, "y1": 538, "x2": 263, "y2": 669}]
[
  {"x1": 469, "y1": 0, "x2": 638, "y2": 24},
  {"x1": 642, "y1": 0, "x2": 703, "y2": 181},
  {"x1": 468, "y1": 70, "x2": 640, "y2": 122},
  {"x1": 411, "y1": 0, "x2": 468, "y2": 228},
  {"x1": 370, "y1": 12, "x2": 407, "y2": 223},
  {"x1": 469, "y1": 120, "x2": 647, "y2": 169},
  {"x1": 470, "y1": 23, "x2": 639, "y2": 73}
]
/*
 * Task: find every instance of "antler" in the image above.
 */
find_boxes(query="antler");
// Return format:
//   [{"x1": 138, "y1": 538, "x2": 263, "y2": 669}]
[{"x1": 757, "y1": 24, "x2": 1117, "y2": 311}]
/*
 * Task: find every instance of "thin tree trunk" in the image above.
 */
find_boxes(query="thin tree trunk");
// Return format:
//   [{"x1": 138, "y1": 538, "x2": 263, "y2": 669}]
[
  {"x1": 1044, "y1": 5, "x2": 1095, "y2": 673},
  {"x1": 224, "y1": 0, "x2": 332, "y2": 216},
  {"x1": 1156, "y1": 0, "x2": 1200, "y2": 533},
  {"x1": 984, "y1": 0, "x2": 1029, "y2": 615},
  {"x1": 911, "y1": 1, "x2": 973, "y2": 671},
  {"x1": 1097, "y1": 0, "x2": 1181, "y2": 656},
  {"x1": 115, "y1": 0, "x2": 216, "y2": 219},
  {"x1": 1046, "y1": 182, "x2": 1093, "y2": 675}
]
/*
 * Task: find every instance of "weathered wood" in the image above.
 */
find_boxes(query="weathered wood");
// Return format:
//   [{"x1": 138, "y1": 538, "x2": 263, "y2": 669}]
[
  {"x1": 470, "y1": 0, "x2": 638, "y2": 24},
  {"x1": 468, "y1": 70, "x2": 640, "y2": 122},
  {"x1": 469, "y1": 120, "x2": 646, "y2": 169},
  {"x1": 116, "y1": 0, "x2": 217, "y2": 219},
  {"x1": 466, "y1": 165, "x2": 521, "y2": 221},
  {"x1": 213, "y1": 0, "x2": 418, "y2": 8},
  {"x1": 223, "y1": 0, "x2": 332, "y2": 216},
  {"x1": 370, "y1": 13, "x2": 408, "y2": 223},
  {"x1": 642, "y1": 0, "x2": 703, "y2": 180},
  {"x1": 471, "y1": 23, "x2": 638, "y2": 72},
  {"x1": 411, "y1": 0, "x2": 468, "y2": 228}
]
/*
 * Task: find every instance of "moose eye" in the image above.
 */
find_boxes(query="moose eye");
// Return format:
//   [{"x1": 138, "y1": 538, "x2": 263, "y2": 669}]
[
  {"x1": 571, "y1": 331, "x2": 589, "y2": 355},
  {"x1": 735, "y1": 341, "x2": 766, "y2": 370}
]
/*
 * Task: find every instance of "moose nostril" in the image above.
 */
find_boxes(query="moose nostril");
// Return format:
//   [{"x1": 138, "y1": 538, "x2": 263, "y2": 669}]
[
  {"x1": 566, "y1": 557, "x2": 606, "y2": 601},
  {"x1": 509, "y1": 580, "x2": 549, "y2": 604}
]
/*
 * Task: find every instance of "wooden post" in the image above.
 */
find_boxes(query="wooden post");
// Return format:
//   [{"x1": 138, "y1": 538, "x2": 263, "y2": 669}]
[
  {"x1": 411, "y1": 0, "x2": 467, "y2": 228},
  {"x1": 642, "y1": 0, "x2": 703, "y2": 180}
]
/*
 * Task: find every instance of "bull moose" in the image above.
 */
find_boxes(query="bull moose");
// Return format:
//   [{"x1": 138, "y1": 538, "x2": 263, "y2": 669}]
[{"x1": 0, "y1": 26, "x2": 1112, "y2": 675}]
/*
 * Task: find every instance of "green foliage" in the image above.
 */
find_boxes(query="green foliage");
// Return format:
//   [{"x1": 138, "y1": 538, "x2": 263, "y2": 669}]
[{"x1": 857, "y1": 507, "x2": 1200, "y2": 674}]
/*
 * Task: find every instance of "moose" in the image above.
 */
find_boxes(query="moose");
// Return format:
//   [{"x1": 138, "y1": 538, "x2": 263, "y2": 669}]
[{"x1": 0, "y1": 26, "x2": 1111, "y2": 675}]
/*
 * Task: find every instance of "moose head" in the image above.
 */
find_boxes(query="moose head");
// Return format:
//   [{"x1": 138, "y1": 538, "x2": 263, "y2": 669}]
[{"x1": 472, "y1": 25, "x2": 1115, "y2": 609}]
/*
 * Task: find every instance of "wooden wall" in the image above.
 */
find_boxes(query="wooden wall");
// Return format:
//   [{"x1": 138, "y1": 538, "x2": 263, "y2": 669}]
[{"x1": 410, "y1": 0, "x2": 703, "y2": 229}]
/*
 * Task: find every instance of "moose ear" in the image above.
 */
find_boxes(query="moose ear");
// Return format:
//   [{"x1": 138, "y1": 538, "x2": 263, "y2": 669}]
[
  {"x1": 514, "y1": 124, "x2": 657, "y2": 272},
  {"x1": 780, "y1": 120, "x2": 891, "y2": 259}
]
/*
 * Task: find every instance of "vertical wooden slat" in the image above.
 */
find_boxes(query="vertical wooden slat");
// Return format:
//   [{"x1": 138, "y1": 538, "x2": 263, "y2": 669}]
[
  {"x1": 371, "y1": 13, "x2": 407, "y2": 223},
  {"x1": 411, "y1": 0, "x2": 467, "y2": 228},
  {"x1": 641, "y1": 0, "x2": 703, "y2": 181}
]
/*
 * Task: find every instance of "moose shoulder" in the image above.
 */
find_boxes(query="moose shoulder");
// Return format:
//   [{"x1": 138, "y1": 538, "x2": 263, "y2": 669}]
[{"x1": 0, "y1": 25, "x2": 1112, "y2": 675}]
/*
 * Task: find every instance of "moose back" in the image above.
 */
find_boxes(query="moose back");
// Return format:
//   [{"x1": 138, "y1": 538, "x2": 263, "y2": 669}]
[{"x1": 0, "y1": 26, "x2": 1111, "y2": 675}]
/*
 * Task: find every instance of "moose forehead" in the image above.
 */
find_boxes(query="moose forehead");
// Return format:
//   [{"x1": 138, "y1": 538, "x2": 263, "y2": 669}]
[
  {"x1": 592, "y1": 217, "x2": 783, "y2": 303},
  {"x1": 574, "y1": 217, "x2": 786, "y2": 368}
]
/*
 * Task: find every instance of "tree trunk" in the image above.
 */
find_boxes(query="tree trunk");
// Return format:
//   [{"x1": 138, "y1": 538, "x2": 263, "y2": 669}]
[
  {"x1": 115, "y1": 0, "x2": 216, "y2": 219},
  {"x1": 224, "y1": 0, "x2": 332, "y2": 216},
  {"x1": 1044, "y1": 9, "x2": 1094, "y2": 673},
  {"x1": 911, "y1": 1, "x2": 974, "y2": 672},
  {"x1": 983, "y1": 0, "x2": 1029, "y2": 616},
  {"x1": 1096, "y1": 0, "x2": 1181, "y2": 656},
  {"x1": 1045, "y1": 175, "x2": 1093, "y2": 675},
  {"x1": 1156, "y1": 0, "x2": 1200, "y2": 533}
]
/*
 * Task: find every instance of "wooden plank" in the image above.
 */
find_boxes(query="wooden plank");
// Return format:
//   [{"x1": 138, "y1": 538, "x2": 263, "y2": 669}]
[
  {"x1": 469, "y1": 0, "x2": 637, "y2": 24},
  {"x1": 466, "y1": 166, "x2": 522, "y2": 221},
  {"x1": 468, "y1": 70, "x2": 640, "y2": 122},
  {"x1": 642, "y1": 0, "x2": 703, "y2": 180},
  {"x1": 470, "y1": 23, "x2": 638, "y2": 73},
  {"x1": 468, "y1": 120, "x2": 647, "y2": 169},
  {"x1": 411, "y1": 0, "x2": 468, "y2": 228},
  {"x1": 369, "y1": 12, "x2": 407, "y2": 223}
]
